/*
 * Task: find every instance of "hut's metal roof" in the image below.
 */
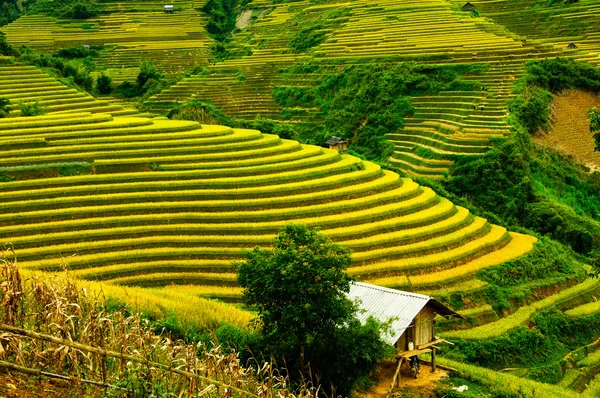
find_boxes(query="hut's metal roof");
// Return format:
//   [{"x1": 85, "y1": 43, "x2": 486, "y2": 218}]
[
  {"x1": 325, "y1": 136, "x2": 347, "y2": 145},
  {"x1": 346, "y1": 282, "x2": 461, "y2": 345},
  {"x1": 461, "y1": 2, "x2": 476, "y2": 11}
]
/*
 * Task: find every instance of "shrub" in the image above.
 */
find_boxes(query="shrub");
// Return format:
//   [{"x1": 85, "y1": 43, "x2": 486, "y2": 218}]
[
  {"x1": 18, "y1": 101, "x2": 45, "y2": 117},
  {"x1": 115, "y1": 80, "x2": 138, "y2": 98},
  {"x1": 96, "y1": 73, "x2": 113, "y2": 94},
  {"x1": 137, "y1": 59, "x2": 162, "y2": 88},
  {"x1": 68, "y1": 2, "x2": 98, "y2": 19},
  {"x1": 167, "y1": 100, "x2": 232, "y2": 125},
  {"x1": 0, "y1": 32, "x2": 16, "y2": 56},
  {"x1": 0, "y1": 97, "x2": 10, "y2": 118}
]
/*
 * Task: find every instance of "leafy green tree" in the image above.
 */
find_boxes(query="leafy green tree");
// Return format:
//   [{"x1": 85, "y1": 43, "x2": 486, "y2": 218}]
[
  {"x1": 237, "y1": 224, "x2": 390, "y2": 395},
  {"x1": 96, "y1": 73, "x2": 113, "y2": 95},
  {"x1": 137, "y1": 59, "x2": 162, "y2": 88},
  {"x1": 238, "y1": 224, "x2": 353, "y2": 373},
  {"x1": 588, "y1": 107, "x2": 600, "y2": 152},
  {"x1": 0, "y1": 31, "x2": 15, "y2": 56}
]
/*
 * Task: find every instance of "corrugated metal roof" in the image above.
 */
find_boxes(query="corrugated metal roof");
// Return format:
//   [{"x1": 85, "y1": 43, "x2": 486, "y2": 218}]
[{"x1": 346, "y1": 282, "x2": 438, "y2": 346}]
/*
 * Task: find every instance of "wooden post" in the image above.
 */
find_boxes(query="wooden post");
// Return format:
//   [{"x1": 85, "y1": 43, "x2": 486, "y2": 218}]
[
  {"x1": 390, "y1": 358, "x2": 403, "y2": 393},
  {"x1": 397, "y1": 358, "x2": 402, "y2": 387},
  {"x1": 431, "y1": 348, "x2": 436, "y2": 372}
]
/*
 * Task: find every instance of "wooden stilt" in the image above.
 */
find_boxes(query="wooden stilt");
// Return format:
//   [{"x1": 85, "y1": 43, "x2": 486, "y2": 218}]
[
  {"x1": 397, "y1": 358, "x2": 402, "y2": 387},
  {"x1": 431, "y1": 348, "x2": 436, "y2": 372},
  {"x1": 390, "y1": 358, "x2": 403, "y2": 393}
]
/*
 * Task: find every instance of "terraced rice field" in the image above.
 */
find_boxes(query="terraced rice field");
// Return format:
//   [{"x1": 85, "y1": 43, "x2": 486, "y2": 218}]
[
  {"x1": 145, "y1": 0, "x2": 600, "y2": 178},
  {"x1": 0, "y1": 112, "x2": 535, "y2": 301},
  {"x1": 1, "y1": 3, "x2": 213, "y2": 79},
  {"x1": 0, "y1": 60, "x2": 141, "y2": 116}
]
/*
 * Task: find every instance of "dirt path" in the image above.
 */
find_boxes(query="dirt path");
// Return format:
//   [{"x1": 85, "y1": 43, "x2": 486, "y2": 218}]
[{"x1": 358, "y1": 360, "x2": 448, "y2": 398}]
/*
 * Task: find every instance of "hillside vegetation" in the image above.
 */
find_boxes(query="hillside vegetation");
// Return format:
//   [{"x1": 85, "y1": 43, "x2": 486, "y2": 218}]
[{"x1": 0, "y1": 0, "x2": 600, "y2": 396}]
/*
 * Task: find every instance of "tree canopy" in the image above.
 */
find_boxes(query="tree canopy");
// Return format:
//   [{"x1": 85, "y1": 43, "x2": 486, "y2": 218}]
[{"x1": 236, "y1": 224, "x2": 391, "y2": 395}]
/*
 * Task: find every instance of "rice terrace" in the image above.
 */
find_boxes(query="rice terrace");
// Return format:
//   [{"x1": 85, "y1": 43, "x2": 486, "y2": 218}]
[{"x1": 1, "y1": 0, "x2": 600, "y2": 396}]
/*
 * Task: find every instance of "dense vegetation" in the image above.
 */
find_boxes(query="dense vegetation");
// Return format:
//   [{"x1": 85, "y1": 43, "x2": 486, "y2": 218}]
[
  {"x1": 273, "y1": 63, "x2": 485, "y2": 161},
  {"x1": 237, "y1": 224, "x2": 391, "y2": 396},
  {"x1": 510, "y1": 57, "x2": 600, "y2": 133}
]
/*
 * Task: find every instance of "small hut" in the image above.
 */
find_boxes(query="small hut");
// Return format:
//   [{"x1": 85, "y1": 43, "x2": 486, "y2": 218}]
[
  {"x1": 347, "y1": 283, "x2": 462, "y2": 386},
  {"x1": 164, "y1": 4, "x2": 174, "y2": 13},
  {"x1": 325, "y1": 136, "x2": 349, "y2": 152},
  {"x1": 82, "y1": 44, "x2": 90, "y2": 51},
  {"x1": 567, "y1": 42, "x2": 578, "y2": 49},
  {"x1": 461, "y1": 2, "x2": 476, "y2": 11}
]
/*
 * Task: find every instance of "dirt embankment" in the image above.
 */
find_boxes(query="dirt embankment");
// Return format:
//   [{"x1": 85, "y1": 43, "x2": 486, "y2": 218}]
[{"x1": 536, "y1": 90, "x2": 600, "y2": 171}]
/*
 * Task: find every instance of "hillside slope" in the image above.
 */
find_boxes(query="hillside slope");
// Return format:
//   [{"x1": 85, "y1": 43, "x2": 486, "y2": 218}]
[{"x1": 0, "y1": 112, "x2": 534, "y2": 296}]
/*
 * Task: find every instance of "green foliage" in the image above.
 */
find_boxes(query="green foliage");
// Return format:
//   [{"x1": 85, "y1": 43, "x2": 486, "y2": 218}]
[
  {"x1": 167, "y1": 100, "x2": 232, "y2": 125},
  {"x1": 276, "y1": 63, "x2": 486, "y2": 161},
  {"x1": 236, "y1": 224, "x2": 390, "y2": 395},
  {"x1": 202, "y1": 0, "x2": 240, "y2": 42},
  {"x1": 116, "y1": 60, "x2": 165, "y2": 98},
  {"x1": 18, "y1": 100, "x2": 45, "y2": 116},
  {"x1": 69, "y1": 2, "x2": 97, "y2": 19},
  {"x1": 588, "y1": 107, "x2": 600, "y2": 152},
  {"x1": 0, "y1": 97, "x2": 10, "y2": 118},
  {"x1": 213, "y1": 323, "x2": 262, "y2": 362},
  {"x1": 272, "y1": 86, "x2": 314, "y2": 107},
  {"x1": 447, "y1": 309, "x2": 600, "y2": 382},
  {"x1": 29, "y1": 0, "x2": 99, "y2": 19},
  {"x1": 509, "y1": 86, "x2": 553, "y2": 133},
  {"x1": 0, "y1": 0, "x2": 29, "y2": 27},
  {"x1": 237, "y1": 224, "x2": 354, "y2": 356},
  {"x1": 444, "y1": 130, "x2": 600, "y2": 254},
  {"x1": 289, "y1": 23, "x2": 328, "y2": 52},
  {"x1": 288, "y1": 7, "x2": 350, "y2": 53},
  {"x1": 137, "y1": 59, "x2": 162, "y2": 88},
  {"x1": 478, "y1": 237, "x2": 582, "y2": 287},
  {"x1": 57, "y1": 46, "x2": 98, "y2": 58},
  {"x1": 234, "y1": 118, "x2": 298, "y2": 140},
  {"x1": 19, "y1": 47, "x2": 94, "y2": 91},
  {"x1": 0, "y1": 31, "x2": 16, "y2": 56},
  {"x1": 511, "y1": 58, "x2": 600, "y2": 133},
  {"x1": 445, "y1": 132, "x2": 535, "y2": 225},
  {"x1": 58, "y1": 163, "x2": 93, "y2": 176},
  {"x1": 95, "y1": 73, "x2": 113, "y2": 95}
]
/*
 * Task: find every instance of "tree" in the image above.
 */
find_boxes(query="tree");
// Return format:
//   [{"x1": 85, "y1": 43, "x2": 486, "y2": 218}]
[
  {"x1": 96, "y1": 73, "x2": 113, "y2": 95},
  {"x1": 237, "y1": 224, "x2": 354, "y2": 373},
  {"x1": 237, "y1": 224, "x2": 391, "y2": 395},
  {"x1": 588, "y1": 107, "x2": 600, "y2": 152}
]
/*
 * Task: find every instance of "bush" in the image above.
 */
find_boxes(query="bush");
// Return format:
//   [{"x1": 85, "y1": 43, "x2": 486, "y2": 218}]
[
  {"x1": 0, "y1": 32, "x2": 16, "y2": 56},
  {"x1": 96, "y1": 73, "x2": 113, "y2": 94},
  {"x1": 508, "y1": 87, "x2": 553, "y2": 133},
  {"x1": 66, "y1": 2, "x2": 99, "y2": 19},
  {"x1": 115, "y1": 81, "x2": 138, "y2": 98},
  {"x1": 289, "y1": 24, "x2": 327, "y2": 53},
  {"x1": 137, "y1": 59, "x2": 162, "y2": 88},
  {"x1": 18, "y1": 101, "x2": 45, "y2": 116},
  {"x1": 0, "y1": 97, "x2": 10, "y2": 118},
  {"x1": 57, "y1": 47, "x2": 89, "y2": 58},
  {"x1": 167, "y1": 100, "x2": 232, "y2": 125}
]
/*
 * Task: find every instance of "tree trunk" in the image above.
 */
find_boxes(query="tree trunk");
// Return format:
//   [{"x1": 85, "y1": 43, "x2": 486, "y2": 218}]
[{"x1": 299, "y1": 336, "x2": 306, "y2": 377}]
